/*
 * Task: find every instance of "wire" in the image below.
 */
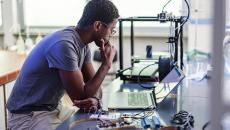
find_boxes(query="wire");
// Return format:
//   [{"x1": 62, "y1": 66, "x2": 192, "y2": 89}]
[
  {"x1": 202, "y1": 121, "x2": 210, "y2": 130},
  {"x1": 137, "y1": 63, "x2": 158, "y2": 89},
  {"x1": 121, "y1": 105, "x2": 156, "y2": 120},
  {"x1": 155, "y1": 86, "x2": 165, "y2": 95},
  {"x1": 174, "y1": 0, "x2": 190, "y2": 68},
  {"x1": 131, "y1": 105, "x2": 156, "y2": 119},
  {"x1": 162, "y1": 0, "x2": 173, "y2": 12},
  {"x1": 176, "y1": 0, "x2": 190, "y2": 33},
  {"x1": 117, "y1": 66, "x2": 134, "y2": 77},
  {"x1": 155, "y1": 83, "x2": 171, "y2": 98},
  {"x1": 171, "y1": 110, "x2": 194, "y2": 129},
  {"x1": 173, "y1": 0, "x2": 190, "y2": 37}
]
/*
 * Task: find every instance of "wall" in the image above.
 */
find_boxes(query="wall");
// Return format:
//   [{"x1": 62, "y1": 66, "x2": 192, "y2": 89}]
[
  {"x1": 0, "y1": 26, "x2": 188, "y2": 69},
  {"x1": 187, "y1": 0, "x2": 213, "y2": 53}
]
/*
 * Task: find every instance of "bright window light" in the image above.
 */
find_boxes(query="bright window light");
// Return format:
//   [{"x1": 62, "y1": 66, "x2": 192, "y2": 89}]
[
  {"x1": 113, "y1": 0, "x2": 181, "y2": 17},
  {"x1": 0, "y1": 2, "x2": 2, "y2": 26},
  {"x1": 113, "y1": 0, "x2": 182, "y2": 27},
  {"x1": 24, "y1": 0, "x2": 182, "y2": 27},
  {"x1": 24, "y1": 0, "x2": 86, "y2": 26}
]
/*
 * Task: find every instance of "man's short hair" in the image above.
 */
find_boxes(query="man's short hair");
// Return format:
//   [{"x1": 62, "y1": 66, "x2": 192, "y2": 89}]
[{"x1": 78, "y1": 0, "x2": 119, "y2": 28}]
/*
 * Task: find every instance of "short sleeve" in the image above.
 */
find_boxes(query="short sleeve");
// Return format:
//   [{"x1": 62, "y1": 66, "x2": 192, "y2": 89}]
[
  {"x1": 84, "y1": 46, "x2": 92, "y2": 63},
  {"x1": 45, "y1": 41, "x2": 79, "y2": 71}
]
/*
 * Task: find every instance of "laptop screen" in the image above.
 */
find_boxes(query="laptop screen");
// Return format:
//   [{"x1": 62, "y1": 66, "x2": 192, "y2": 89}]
[
  {"x1": 160, "y1": 67, "x2": 184, "y2": 83},
  {"x1": 154, "y1": 67, "x2": 185, "y2": 104}
]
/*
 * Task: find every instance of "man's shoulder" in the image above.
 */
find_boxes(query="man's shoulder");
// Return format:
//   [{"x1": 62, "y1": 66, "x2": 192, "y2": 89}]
[{"x1": 55, "y1": 27, "x2": 81, "y2": 44}]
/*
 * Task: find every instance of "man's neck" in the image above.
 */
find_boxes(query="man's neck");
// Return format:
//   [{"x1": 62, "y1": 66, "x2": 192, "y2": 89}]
[{"x1": 75, "y1": 26, "x2": 93, "y2": 45}]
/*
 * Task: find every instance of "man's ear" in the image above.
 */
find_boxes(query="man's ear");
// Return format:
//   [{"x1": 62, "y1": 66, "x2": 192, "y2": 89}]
[{"x1": 93, "y1": 21, "x2": 101, "y2": 32}]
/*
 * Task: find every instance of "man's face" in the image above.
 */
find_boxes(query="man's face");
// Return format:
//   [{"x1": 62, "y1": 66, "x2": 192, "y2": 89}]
[{"x1": 95, "y1": 19, "x2": 118, "y2": 47}]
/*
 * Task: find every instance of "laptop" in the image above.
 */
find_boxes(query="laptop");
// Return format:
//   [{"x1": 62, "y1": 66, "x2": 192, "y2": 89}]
[{"x1": 108, "y1": 67, "x2": 185, "y2": 110}]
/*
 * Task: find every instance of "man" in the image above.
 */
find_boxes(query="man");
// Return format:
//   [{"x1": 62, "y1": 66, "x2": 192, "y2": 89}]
[{"x1": 7, "y1": 0, "x2": 119, "y2": 129}]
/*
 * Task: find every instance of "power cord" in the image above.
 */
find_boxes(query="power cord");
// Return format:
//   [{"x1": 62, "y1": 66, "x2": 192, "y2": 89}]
[
  {"x1": 171, "y1": 0, "x2": 189, "y2": 69},
  {"x1": 202, "y1": 121, "x2": 210, "y2": 130},
  {"x1": 116, "y1": 66, "x2": 134, "y2": 78},
  {"x1": 162, "y1": 0, "x2": 173, "y2": 12},
  {"x1": 137, "y1": 63, "x2": 158, "y2": 89},
  {"x1": 121, "y1": 105, "x2": 156, "y2": 120},
  {"x1": 171, "y1": 110, "x2": 194, "y2": 129},
  {"x1": 176, "y1": 0, "x2": 190, "y2": 33}
]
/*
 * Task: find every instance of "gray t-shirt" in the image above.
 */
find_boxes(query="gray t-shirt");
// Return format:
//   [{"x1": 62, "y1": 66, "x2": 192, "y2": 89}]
[{"x1": 7, "y1": 27, "x2": 91, "y2": 113}]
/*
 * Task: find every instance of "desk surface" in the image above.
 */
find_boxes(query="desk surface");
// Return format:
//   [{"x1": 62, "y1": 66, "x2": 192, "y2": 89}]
[
  {"x1": 56, "y1": 76, "x2": 210, "y2": 130},
  {"x1": 0, "y1": 51, "x2": 26, "y2": 85}
]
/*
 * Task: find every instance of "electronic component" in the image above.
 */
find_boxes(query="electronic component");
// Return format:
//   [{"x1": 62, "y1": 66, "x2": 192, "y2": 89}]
[
  {"x1": 141, "y1": 117, "x2": 152, "y2": 129},
  {"x1": 152, "y1": 116, "x2": 161, "y2": 129},
  {"x1": 167, "y1": 37, "x2": 176, "y2": 43},
  {"x1": 97, "y1": 125, "x2": 140, "y2": 130},
  {"x1": 158, "y1": 12, "x2": 167, "y2": 22},
  {"x1": 90, "y1": 113, "x2": 121, "y2": 121},
  {"x1": 96, "y1": 116, "x2": 139, "y2": 130}
]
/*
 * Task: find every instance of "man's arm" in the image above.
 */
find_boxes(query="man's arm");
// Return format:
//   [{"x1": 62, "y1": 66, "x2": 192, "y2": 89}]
[
  {"x1": 81, "y1": 63, "x2": 95, "y2": 82},
  {"x1": 59, "y1": 40, "x2": 115, "y2": 101},
  {"x1": 81, "y1": 62, "x2": 102, "y2": 99},
  {"x1": 59, "y1": 63, "x2": 109, "y2": 101}
]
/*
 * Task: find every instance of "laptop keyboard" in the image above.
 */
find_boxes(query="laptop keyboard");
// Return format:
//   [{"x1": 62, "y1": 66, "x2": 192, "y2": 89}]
[{"x1": 128, "y1": 93, "x2": 149, "y2": 106}]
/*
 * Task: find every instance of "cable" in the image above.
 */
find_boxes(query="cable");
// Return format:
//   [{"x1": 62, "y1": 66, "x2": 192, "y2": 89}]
[
  {"x1": 182, "y1": 0, "x2": 190, "y2": 27},
  {"x1": 137, "y1": 63, "x2": 158, "y2": 89},
  {"x1": 174, "y1": 0, "x2": 190, "y2": 32},
  {"x1": 116, "y1": 66, "x2": 134, "y2": 77},
  {"x1": 171, "y1": 110, "x2": 194, "y2": 129},
  {"x1": 162, "y1": 0, "x2": 173, "y2": 12},
  {"x1": 156, "y1": 84, "x2": 173, "y2": 100},
  {"x1": 132, "y1": 106, "x2": 156, "y2": 119},
  {"x1": 120, "y1": 105, "x2": 156, "y2": 120},
  {"x1": 174, "y1": 0, "x2": 190, "y2": 69},
  {"x1": 155, "y1": 86, "x2": 165, "y2": 95},
  {"x1": 202, "y1": 121, "x2": 210, "y2": 130}
]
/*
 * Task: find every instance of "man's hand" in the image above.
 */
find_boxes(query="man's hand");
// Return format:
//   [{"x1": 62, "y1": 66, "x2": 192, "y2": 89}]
[
  {"x1": 99, "y1": 39, "x2": 116, "y2": 68},
  {"x1": 73, "y1": 98, "x2": 99, "y2": 112}
]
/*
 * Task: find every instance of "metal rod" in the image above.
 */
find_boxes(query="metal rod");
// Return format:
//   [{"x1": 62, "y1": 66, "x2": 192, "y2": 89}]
[
  {"x1": 174, "y1": 22, "x2": 179, "y2": 63},
  {"x1": 3, "y1": 84, "x2": 7, "y2": 130},
  {"x1": 131, "y1": 21, "x2": 134, "y2": 66},
  {"x1": 119, "y1": 16, "x2": 181, "y2": 22},
  {"x1": 119, "y1": 20, "x2": 123, "y2": 70},
  {"x1": 180, "y1": 23, "x2": 184, "y2": 69}
]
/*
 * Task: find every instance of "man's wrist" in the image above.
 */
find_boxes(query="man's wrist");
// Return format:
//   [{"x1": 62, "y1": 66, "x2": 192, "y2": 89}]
[
  {"x1": 101, "y1": 62, "x2": 111, "y2": 69},
  {"x1": 92, "y1": 96, "x2": 102, "y2": 109}
]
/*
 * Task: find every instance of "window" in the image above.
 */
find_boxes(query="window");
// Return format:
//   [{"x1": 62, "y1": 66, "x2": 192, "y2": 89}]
[
  {"x1": 24, "y1": 0, "x2": 86, "y2": 26},
  {"x1": 0, "y1": 1, "x2": 2, "y2": 26},
  {"x1": 112, "y1": 0, "x2": 182, "y2": 27},
  {"x1": 24, "y1": 0, "x2": 182, "y2": 27},
  {"x1": 113, "y1": 0, "x2": 181, "y2": 17}
]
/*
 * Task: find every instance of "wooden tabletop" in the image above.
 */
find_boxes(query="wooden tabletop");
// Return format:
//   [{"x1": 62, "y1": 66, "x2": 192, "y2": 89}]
[{"x1": 0, "y1": 51, "x2": 26, "y2": 86}]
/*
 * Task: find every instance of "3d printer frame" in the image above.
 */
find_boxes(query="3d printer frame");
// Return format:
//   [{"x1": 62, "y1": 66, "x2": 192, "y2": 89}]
[{"x1": 118, "y1": 16, "x2": 185, "y2": 70}]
